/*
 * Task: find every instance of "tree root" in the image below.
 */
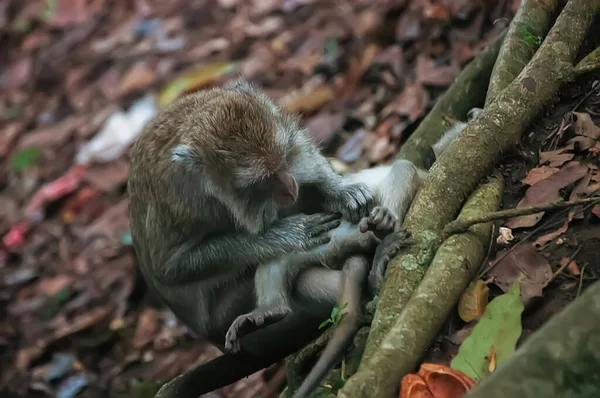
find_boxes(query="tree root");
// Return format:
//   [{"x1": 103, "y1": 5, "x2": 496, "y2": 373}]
[
  {"x1": 465, "y1": 279, "x2": 600, "y2": 398},
  {"x1": 485, "y1": 0, "x2": 560, "y2": 105}
]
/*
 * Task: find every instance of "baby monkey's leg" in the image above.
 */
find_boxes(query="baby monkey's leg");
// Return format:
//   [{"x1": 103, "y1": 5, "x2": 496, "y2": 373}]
[{"x1": 292, "y1": 255, "x2": 370, "y2": 398}]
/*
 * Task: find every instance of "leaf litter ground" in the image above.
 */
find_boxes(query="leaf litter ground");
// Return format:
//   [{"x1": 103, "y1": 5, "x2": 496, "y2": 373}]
[{"x1": 1, "y1": 1, "x2": 599, "y2": 397}]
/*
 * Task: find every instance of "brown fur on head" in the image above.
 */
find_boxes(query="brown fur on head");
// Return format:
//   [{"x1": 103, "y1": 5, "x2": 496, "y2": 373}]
[{"x1": 130, "y1": 79, "x2": 301, "y2": 234}]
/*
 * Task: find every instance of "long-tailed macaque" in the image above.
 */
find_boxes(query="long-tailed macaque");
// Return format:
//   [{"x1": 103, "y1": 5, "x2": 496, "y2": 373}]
[{"x1": 127, "y1": 78, "x2": 480, "y2": 397}]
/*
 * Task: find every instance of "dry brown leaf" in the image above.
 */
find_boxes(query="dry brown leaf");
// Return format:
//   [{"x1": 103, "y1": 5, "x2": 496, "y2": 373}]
[
  {"x1": 521, "y1": 166, "x2": 559, "y2": 186},
  {"x1": 133, "y1": 308, "x2": 161, "y2": 349},
  {"x1": 383, "y1": 82, "x2": 430, "y2": 121},
  {"x1": 118, "y1": 61, "x2": 156, "y2": 97},
  {"x1": 37, "y1": 275, "x2": 75, "y2": 296},
  {"x1": 573, "y1": 112, "x2": 600, "y2": 139},
  {"x1": 400, "y1": 363, "x2": 477, "y2": 398},
  {"x1": 496, "y1": 227, "x2": 514, "y2": 245},
  {"x1": 592, "y1": 204, "x2": 600, "y2": 218},
  {"x1": 533, "y1": 216, "x2": 571, "y2": 248},
  {"x1": 559, "y1": 257, "x2": 580, "y2": 276},
  {"x1": 304, "y1": 112, "x2": 344, "y2": 145},
  {"x1": 280, "y1": 84, "x2": 335, "y2": 114},
  {"x1": 538, "y1": 148, "x2": 574, "y2": 167},
  {"x1": 492, "y1": 244, "x2": 552, "y2": 303},
  {"x1": 458, "y1": 279, "x2": 489, "y2": 322},
  {"x1": 53, "y1": 306, "x2": 112, "y2": 340},
  {"x1": 416, "y1": 55, "x2": 459, "y2": 87},
  {"x1": 0, "y1": 122, "x2": 22, "y2": 157},
  {"x1": 506, "y1": 162, "x2": 589, "y2": 229},
  {"x1": 85, "y1": 159, "x2": 130, "y2": 192}
]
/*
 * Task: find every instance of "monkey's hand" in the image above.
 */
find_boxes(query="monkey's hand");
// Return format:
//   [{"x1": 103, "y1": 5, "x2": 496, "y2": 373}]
[
  {"x1": 328, "y1": 182, "x2": 374, "y2": 223},
  {"x1": 225, "y1": 306, "x2": 291, "y2": 353},
  {"x1": 368, "y1": 229, "x2": 411, "y2": 295},
  {"x1": 271, "y1": 213, "x2": 342, "y2": 251},
  {"x1": 358, "y1": 206, "x2": 398, "y2": 240}
]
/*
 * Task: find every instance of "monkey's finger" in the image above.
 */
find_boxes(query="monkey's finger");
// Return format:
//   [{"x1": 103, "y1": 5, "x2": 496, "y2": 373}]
[
  {"x1": 309, "y1": 220, "x2": 341, "y2": 236},
  {"x1": 318, "y1": 212, "x2": 343, "y2": 223},
  {"x1": 309, "y1": 235, "x2": 332, "y2": 247},
  {"x1": 358, "y1": 217, "x2": 369, "y2": 233},
  {"x1": 370, "y1": 208, "x2": 385, "y2": 225}
]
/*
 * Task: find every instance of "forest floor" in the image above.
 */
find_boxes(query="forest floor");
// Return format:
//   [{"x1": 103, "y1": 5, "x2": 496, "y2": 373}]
[{"x1": 0, "y1": 1, "x2": 598, "y2": 398}]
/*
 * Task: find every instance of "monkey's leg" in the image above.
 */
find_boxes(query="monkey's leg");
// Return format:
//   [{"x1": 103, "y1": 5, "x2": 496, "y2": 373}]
[{"x1": 293, "y1": 255, "x2": 370, "y2": 398}]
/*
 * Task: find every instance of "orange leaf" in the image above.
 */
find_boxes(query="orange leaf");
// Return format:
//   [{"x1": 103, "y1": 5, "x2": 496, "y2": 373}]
[
  {"x1": 400, "y1": 374, "x2": 434, "y2": 398},
  {"x1": 458, "y1": 279, "x2": 489, "y2": 322},
  {"x1": 400, "y1": 363, "x2": 476, "y2": 398}
]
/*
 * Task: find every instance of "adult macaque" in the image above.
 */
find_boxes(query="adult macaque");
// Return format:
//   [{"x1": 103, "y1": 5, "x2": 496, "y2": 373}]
[{"x1": 128, "y1": 78, "x2": 480, "y2": 397}]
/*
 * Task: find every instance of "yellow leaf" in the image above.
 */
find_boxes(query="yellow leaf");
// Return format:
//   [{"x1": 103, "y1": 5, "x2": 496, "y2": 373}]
[
  {"x1": 158, "y1": 61, "x2": 241, "y2": 108},
  {"x1": 458, "y1": 279, "x2": 489, "y2": 322}
]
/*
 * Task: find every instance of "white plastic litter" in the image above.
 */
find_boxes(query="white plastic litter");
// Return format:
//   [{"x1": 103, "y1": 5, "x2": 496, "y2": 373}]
[{"x1": 76, "y1": 95, "x2": 158, "y2": 164}]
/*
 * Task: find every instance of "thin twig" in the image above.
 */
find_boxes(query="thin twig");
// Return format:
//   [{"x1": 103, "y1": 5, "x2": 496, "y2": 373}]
[
  {"x1": 550, "y1": 246, "x2": 582, "y2": 282},
  {"x1": 577, "y1": 263, "x2": 587, "y2": 297},
  {"x1": 443, "y1": 196, "x2": 600, "y2": 238}
]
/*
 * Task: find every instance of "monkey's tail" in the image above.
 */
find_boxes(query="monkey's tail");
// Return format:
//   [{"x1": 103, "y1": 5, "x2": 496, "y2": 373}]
[{"x1": 292, "y1": 311, "x2": 361, "y2": 398}]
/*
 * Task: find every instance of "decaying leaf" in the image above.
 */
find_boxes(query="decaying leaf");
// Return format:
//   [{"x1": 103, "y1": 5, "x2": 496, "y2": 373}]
[
  {"x1": 458, "y1": 279, "x2": 489, "y2": 322},
  {"x1": 496, "y1": 227, "x2": 514, "y2": 245},
  {"x1": 133, "y1": 308, "x2": 161, "y2": 349},
  {"x1": 158, "y1": 61, "x2": 241, "y2": 108},
  {"x1": 400, "y1": 363, "x2": 476, "y2": 398},
  {"x1": 506, "y1": 162, "x2": 589, "y2": 229},
  {"x1": 521, "y1": 166, "x2": 559, "y2": 185},
  {"x1": 492, "y1": 244, "x2": 552, "y2": 303},
  {"x1": 572, "y1": 112, "x2": 600, "y2": 139},
  {"x1": 451, "y1": 281, "x2": 523, "y2": 383}
]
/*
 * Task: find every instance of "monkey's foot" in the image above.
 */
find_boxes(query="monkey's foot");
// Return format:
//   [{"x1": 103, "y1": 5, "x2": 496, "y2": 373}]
[
  {"x1": 224, "y1": 306, "x2": 290, "y2": 353},
  {"x1": 359, "y1": 206, "x2": 398, "y2": 240},
  {"x1": 368, "y1": 229, "x2": 412, "y2": 295}
]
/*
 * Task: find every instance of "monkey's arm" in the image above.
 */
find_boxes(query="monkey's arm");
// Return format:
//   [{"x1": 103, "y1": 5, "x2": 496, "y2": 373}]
[
  {"x1": 159, "y1": 213, "x2": 341, "y2": 286},
  {"x1": 292, "y1": 135, "x2": 373, "y2": 223}
]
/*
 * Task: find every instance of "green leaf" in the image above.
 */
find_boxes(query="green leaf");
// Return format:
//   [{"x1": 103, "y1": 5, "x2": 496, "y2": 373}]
[
  {"x1": 319, "y1": 319, "x2": 331, "y2": 330},
  {"x1": 11, "y1": 147, "x2": 42, "y2": 172},
  {"x1": 451, "y1": 280, "x2": 524, "y2": 383}
]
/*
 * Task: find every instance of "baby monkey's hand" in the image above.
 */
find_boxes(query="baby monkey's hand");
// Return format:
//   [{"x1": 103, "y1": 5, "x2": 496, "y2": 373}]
[{"x1": 330, "y1": 182, "x2": 374, "y2": 223}]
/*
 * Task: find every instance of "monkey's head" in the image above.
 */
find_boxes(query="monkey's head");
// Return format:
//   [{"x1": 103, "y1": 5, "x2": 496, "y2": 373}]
[{"x1": 170, "y1": 80, "x2": 300, "y2": 208}]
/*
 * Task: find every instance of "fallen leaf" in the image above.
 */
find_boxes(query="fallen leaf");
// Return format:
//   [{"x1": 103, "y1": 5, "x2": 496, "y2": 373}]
[
  {"x1": 118, "y1": 61, "x2": 156, "y2": 97},
  {"x1": 496, "y1": 227, "x2": 514, "y2": 245},
  {"x1": 451, "y1": 281, "x2": 523, "y2": 383},
  {"x1": 458, "y1": 279, "x2": 489, "y2": 322},
  {"x1": 4, "y1": 56, "x2": 32, "y2": 89},
  {"x1": 37, "y1": 275, "x2": 75, "y2": 296},
  {"x1": 159, "y1": 61, "x2": 241, "y2": 108},
  {"x1": 559, "y1": 257, "x2": 580, "y2": 276},
  {"x1": 382, "y1": 82, "x2": 430, "y2": 121},
  {"x1": 53, "y1": 306, "x2": 112, "y2": 340},
  {"x1": 416, "y1": 55, "x2": 459, "y2": 87},
  {"x1": 538, "y1": 148, "x2": 574, "y2": 167},
  {"x1": 304, "y1": 112, "x2": 344, "y2": 145},
  {"x1": 506, "y1": 162, "x2": 589, "y2": 228},
  {"x1": 396, "y1": 9, "x2": 422, "y2": 42},
  {"x1": 11, "y1": 147, "x2": 42, "y2": 173},
  {"x1": 533, "y1": 216, "x2": 571, "y2": 247},
  {"x1": 85, "y1": 159, "x2": 130, "y2": 192},
  {"x1": 492, "y1": 244, "x2": 552, "y2": 303},
  {"x1": 521, "y1": 166, "x2": 559, "y2": 185},
  {"x1": 572, "y1": 112, "x2": 600, "y2": 139},
  {"x1": 400, "y1": 363, "x2": 476, "y2": 398},
  {"x1": 593, "y1": 204, "x2": 600, "y2": 218},
  {"x1": 134, "y1": 308, "x2": 161, "y2": 349},
  {"x1": 280, "y1": 84, "x2": 335, "y2": 114},
  {"x1": 0, "y1": 122, "x2": 22, "y2": 157}
]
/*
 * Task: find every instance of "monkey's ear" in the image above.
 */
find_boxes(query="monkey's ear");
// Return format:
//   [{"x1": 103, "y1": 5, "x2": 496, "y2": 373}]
[{"x1": 171, "y1": 144, "x2": 203, "y2": 169}]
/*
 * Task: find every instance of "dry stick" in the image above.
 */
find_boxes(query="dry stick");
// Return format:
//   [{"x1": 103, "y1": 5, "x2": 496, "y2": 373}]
[
  {"x1": 577, "y1": 264, "x2": 587, "y2": 297},
  {"x1": 442, "y1": 196, "x2": 600, "y2": 238}
]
